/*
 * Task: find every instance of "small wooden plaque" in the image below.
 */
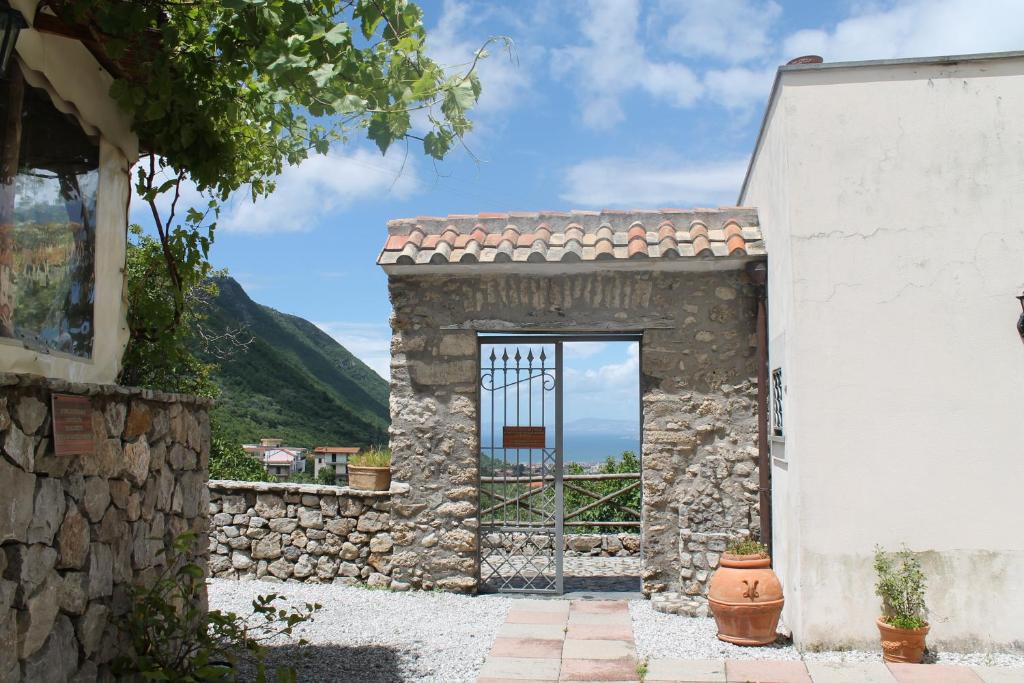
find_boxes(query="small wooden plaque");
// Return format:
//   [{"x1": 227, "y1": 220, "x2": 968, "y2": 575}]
[
  {"x1": 503, "y1": 426, "x2": 545, "y2": 449},
  {"x1": 52, "y1": 394, "x2": 96, "y2": 456}
]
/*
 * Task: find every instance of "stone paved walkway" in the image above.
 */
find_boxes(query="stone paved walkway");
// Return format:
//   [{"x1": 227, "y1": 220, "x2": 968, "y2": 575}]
[{"x1": 476, "y1": 599, "x2": 1018, "y2": 682}]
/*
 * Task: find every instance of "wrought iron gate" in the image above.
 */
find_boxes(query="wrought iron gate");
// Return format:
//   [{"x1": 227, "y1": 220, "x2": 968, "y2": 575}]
[{"x1": 479, "y1": 338, "x2": 564, "y2": 593}]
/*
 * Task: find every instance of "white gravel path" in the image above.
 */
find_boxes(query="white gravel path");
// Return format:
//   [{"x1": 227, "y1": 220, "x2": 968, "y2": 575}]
[
  {"x1": 208, "y1": 578, "x2": 512, "y2": 682},
  {"x1": 629, "y1": 600, "x2": 1024, "y2": 669}
]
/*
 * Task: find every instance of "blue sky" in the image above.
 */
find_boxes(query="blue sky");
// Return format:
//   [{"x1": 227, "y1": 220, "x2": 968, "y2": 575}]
[{"x1": 132, "y1": 0, "x2": 1024, "y2": 408}]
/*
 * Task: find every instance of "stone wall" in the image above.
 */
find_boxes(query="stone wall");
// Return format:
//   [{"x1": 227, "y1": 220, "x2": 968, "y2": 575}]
[
  {"x1": 564, "y1": 533, "x2": 640, "y2": 557},
  {"x1": 0, "y1": 373, "x2": 210, "y2": 682},
  {"x1": 208, "y1": 480, "x2": 409, "y2": 589},
  {"x1": 387, "y1": 269, "x2": 760, "y2": 598}
]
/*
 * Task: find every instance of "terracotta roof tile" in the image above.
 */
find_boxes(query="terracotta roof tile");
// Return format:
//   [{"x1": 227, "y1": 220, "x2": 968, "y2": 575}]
[{"x1": 378, "y1": 208, "x2": 763, "y2": 267}]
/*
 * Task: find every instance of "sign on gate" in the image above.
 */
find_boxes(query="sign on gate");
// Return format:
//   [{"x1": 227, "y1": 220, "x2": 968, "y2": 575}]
[{"x1": 503, "y1": 426, "x2": 546, "y2": 449}]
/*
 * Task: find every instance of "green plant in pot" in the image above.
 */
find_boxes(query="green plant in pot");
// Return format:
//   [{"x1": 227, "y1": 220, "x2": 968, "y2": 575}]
[
  {"x1": 875, "y1": 545, "x2": 929, "y2": 663},
  {"x1": 348, "y1": 446, "x2": 392, "y2": 491},
  {"x1": 707, "y1": 538, "x2": 784, "y2": 646}
]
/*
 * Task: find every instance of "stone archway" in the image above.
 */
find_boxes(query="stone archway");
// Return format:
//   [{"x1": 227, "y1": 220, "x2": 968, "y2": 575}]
[{"x1": 380, "y1": 209, "x2": 765, "y2": 608}]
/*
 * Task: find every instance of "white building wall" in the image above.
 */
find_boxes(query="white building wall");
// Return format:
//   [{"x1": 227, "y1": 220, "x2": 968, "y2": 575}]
[{"x1": 741, "y1": 53, "x2": 1024, "y2": 651}]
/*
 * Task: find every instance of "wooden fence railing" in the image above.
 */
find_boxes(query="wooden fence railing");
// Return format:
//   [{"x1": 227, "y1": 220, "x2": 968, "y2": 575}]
[{"x1": 480, "y1": 472, "x2": 640, "y2": 528}]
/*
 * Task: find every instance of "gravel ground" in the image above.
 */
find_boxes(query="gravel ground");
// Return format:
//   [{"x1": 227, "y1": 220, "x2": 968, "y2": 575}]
[
  {"x1": 629, "y1": 601, "x2": 1024, "y2": 668},
  {"x1": 208, "y1": 578, "x2": 512, "y2": 682}
]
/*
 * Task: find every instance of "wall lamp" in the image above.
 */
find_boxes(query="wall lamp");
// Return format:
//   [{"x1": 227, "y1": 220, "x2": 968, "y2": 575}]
[
  {"x1": 1017, "y1": 292, "x2": 1024, "y2": 341},
  {"x1": 0, "y1": 6, "x2": 26, "y2": 75}
]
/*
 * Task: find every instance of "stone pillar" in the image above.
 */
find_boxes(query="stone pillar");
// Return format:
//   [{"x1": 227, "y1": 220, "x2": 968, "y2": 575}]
[{"x1": 387, "y1": 281, "x2": 480, "y2": 591}]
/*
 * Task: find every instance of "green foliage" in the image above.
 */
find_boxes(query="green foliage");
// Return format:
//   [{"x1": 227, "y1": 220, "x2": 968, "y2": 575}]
[
  {"x1": 350, "y1": 446, "x2": 391, "y2": 468},
  {"x1": 875, "y1": 545, "x2": 928, "y2": 630},
  {"x1": 209, "y1": 434, "x2": 269, "y2": 482},
  {"x1": 316, "y1": 468, "x2": 338, "y2": 485},
  {"x1": 726, "y1": 538, "x2": 769, "y2": 557},
  {"x1": 564, "y1": 452, "x2": 640, "y2": 533},
  {"x1": 202, "y1": 277, "x2": 388, "y2": 449},
  {"x1": 115, "y1": 532, "x2": 319, "y2": 681},
  {"x1": 119, "y1": 226, "x2": 220, "y2": 398},
  {"x1": 65, "y1": 0, "x2": 490, "y2": 342},
  {"x1": 287, "y1": 471, "x2": 316, "y2": 484}
]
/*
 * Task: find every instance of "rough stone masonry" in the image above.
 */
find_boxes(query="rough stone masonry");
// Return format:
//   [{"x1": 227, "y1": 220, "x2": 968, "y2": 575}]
[
  {"x1": 208, "y1": 480, "x2": 408, "y2": 589},
  {"x1": 386, "y1": 269, "x2": 761, "y2": 606},
  {"x1": 0, "y1": 373, "x2": 210, "y2": 682}
]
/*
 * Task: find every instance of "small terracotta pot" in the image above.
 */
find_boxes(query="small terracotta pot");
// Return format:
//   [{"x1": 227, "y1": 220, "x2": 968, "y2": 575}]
[
  {"x1": 708, "y1": 553, "x2": 784, "y2": 646},
  {"x1": 877, "y1": 617, "x2": 929, "y2": 663},
  {"x1": 347, "y1": 465, "x2": 391, "y2": 491}
]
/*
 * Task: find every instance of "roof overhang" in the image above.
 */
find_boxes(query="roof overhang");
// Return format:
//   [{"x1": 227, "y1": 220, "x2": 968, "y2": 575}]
[
  {"x1": 382, "y1": 253, "x2": 763, "y2": 276},
  {"x1": 378, "y1": 208, "x2": 765, "y2": 274}
]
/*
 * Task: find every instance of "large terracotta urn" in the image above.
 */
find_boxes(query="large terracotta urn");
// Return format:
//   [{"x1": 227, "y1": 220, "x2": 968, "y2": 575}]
[{"x1": 707, "y1": 553, "x2": 784, "y2": 645}]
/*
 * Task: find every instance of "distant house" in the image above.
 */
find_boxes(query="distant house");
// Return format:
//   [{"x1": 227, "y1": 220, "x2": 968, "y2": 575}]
[
  {"x1": 243, "y1": 438, "x2": 307, "y2": 479},
  {"x1": 313, "y1": 446, "x2": 361, "y2": 483}
]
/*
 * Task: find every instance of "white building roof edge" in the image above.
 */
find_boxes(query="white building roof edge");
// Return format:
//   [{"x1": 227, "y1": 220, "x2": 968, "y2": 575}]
[{"x1": 737, "y1": 50, "x2": 1024, "y2": 204}]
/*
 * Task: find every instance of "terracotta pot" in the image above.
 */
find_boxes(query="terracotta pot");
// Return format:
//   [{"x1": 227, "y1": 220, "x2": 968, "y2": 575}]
[
  {"x1": 347, "y1": 465, "x2": 391, "y2": 491},
  {"x1": 877, "y1": 617, "x2": 929, "y2": 663},
  {"x1": 708, "y1": 553, "x2": 784, "y2": 646}
]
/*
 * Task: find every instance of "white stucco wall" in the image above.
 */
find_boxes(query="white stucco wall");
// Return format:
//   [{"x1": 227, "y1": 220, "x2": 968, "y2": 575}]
[
  {"x1": 0, "y1": 2, "x2": 137, "y2": 383},
  {"x1": 742, "y1": 53, "x2": 1024, "y2": 651}
]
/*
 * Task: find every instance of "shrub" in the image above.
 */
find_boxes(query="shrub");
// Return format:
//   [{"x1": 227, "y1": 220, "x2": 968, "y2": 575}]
[
  {"x1": 726, "y1": 538, "x2": 769, "y2": 557},
  {"x1": 563, "y1": 451, "x2": 641, "y2": 533},
  {"x1": 316, "y1": 468, "x2": 338, "y2": 485},
  {"x1": 350, "y1": 446, "x2": 391, "y2": 468},
  {"x1": 115, "y1": 532, "x2": 318, "y2": 681},
  {"x1": 209, "y1": 435, "x2": 269, "y2": 482},
  {"x1": 874, "y1": 545, "x2": 928, "y2": 630}
]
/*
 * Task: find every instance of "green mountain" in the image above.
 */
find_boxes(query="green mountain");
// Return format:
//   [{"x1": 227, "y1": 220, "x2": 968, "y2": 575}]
[{"x1": 200, "y1": 276, "x2": 389, "y2": 449}]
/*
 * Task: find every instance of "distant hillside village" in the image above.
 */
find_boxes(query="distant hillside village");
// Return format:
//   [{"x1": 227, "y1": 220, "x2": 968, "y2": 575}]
[{"x1": 242, "y1": 438, "x2": 362, "y2": 484}]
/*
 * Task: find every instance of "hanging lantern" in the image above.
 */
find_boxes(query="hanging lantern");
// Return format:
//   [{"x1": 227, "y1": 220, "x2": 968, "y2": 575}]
[{"x1": 0, "y1": 6, "x2": 27, "y2": 75}]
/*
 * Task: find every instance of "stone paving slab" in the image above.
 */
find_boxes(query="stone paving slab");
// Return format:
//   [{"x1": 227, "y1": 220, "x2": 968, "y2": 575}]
[
  {"x1": 566, "y1": 623, "x2": 635, "y2": 641},
  {"x1": 477, "y1": 598, "x2": 1020, "y2": 683},
  {"x1": 492, "y1": 637, "x2": 565, "y2": 659},
  {"x1": 645, "y1": 658, "x2": 727, "y2": 682},
  {"x1": 887, "y1": 663, "x2": 983, "y2": 682},
  {"x1": 509, "y1": 610, "x2": 571, "y2": 625},
  {"x1": 726, "y1": 659, "x2": 813, "y2": 683},
  {"x1": 804, "y1": 661, "x2": 895, "y2": 683},
  {"x1": 567, "y1": 611, "x2": 633, "y2": 626},
  {"x1": 499, "y1": 622, "x2": 570, "y2": 640},
  {"x1": 559, "y1": 658, "x2": 639, "y2": 681},
  {"x1": 562, "y1": 639, "x2": 636, "y2": 661},
  {"x1": 972, "y1": 666, "x2": 1024, "y2": 683},
  {"x1": 479, "y1": 656, "x2": 562, "y2": 681}
]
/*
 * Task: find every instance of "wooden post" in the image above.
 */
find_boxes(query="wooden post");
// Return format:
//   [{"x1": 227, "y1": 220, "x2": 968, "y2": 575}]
[{"x1": 0, "y1": 63, "x2": 23, "y2": 338}]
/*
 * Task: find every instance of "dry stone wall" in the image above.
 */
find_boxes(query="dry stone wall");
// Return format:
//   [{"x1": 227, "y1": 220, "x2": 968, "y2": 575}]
[
  {"x1": 0, "y1": 373, "x2": 210, "y2": 683},
  {"x1": 387, "y1": 269, "x2": 761, "y2": 600},
  {"x1": 208, "y1": 480, "x2": 409, "y2": 589}
]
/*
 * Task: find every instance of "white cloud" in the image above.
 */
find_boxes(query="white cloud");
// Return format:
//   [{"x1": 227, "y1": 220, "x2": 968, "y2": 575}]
[
  {"x1": 554, "y1": 0, "x2": 1024, "y2": 128},
  {"x1": 656, "y1": 0, "x2": 782, "y2": 64},
  {"x1": 552, "y1": 0, "x2": 703, "y2": 129},
  {"x1": 218, "y1": 147, "x2": 420, "y2": 234},
  {"x1": 783, "y1": 0, "x2": 1024, "y2": 64},
  {"x1": 710, "y1": 0, "x2": 1024, "y2": 109},
  {"x1": 561, "y1": 156, "x2": 748, "y2": 208},
  {"x1": 427, "y1": 0, "x2": 530, "y2": 115},
  {"x1": 703, "y1": 65, "x2": 778, "y2": 110},
  {"x1": 564, "y1": 342, "x2": 639, "y2": 395},
  {"x1": 564, "y1": 342, "x2": 607, "y2": 360},
  {"x1": 313, "y1": 321, "x2": 392, "y2": 381}
]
